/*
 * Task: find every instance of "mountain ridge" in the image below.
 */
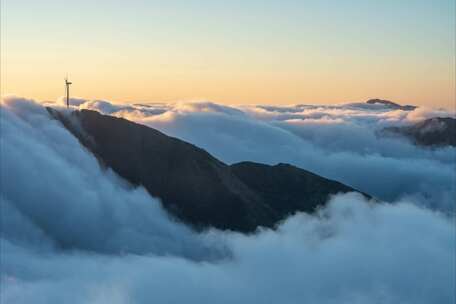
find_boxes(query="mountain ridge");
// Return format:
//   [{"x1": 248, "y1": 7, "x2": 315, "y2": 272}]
[
  {"x1": 366, "y1": 98, "x2": 417, "y2": 111},
  {"x1": 383, "y1": 117, "x2": 456, "y2": 147},
  {"x1": 47, "y1": 107, "x2": 369, "y2": 232}
]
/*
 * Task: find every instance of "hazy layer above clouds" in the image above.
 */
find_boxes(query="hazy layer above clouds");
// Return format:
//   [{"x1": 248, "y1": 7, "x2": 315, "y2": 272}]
[{"x1": 1, "y1": 96, "x2": 454, "y2": 303}]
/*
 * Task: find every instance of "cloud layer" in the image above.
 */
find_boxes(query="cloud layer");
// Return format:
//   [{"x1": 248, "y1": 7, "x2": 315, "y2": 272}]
[
  {"x1": 75, "y1": 97, "x2": 456, "y2": 212},
  {"x1": 1, "y1": 96, "x2": 455, "y2": 303}
]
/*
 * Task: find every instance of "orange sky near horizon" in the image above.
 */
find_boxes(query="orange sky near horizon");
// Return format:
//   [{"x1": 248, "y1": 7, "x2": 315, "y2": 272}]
[{"x1": 1, "y1": 0, "x2": 454, "y2": 109}]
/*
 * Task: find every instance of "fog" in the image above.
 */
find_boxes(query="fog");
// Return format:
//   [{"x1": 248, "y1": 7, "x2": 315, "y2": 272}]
[{"x1": 1, "y1": 96, "x2": 454, "y2": 303}]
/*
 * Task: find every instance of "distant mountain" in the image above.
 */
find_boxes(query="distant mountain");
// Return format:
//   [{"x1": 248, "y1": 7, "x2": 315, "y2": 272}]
[
  {"x1": 384, "y1": 117, "x2": 456, "y2": 147},
  {"x1": 366, "y1": 99, "x2": 416, "y2": 111},
  {"x1": 47, "y1": 108, "x2": 367, "y2": 232}
]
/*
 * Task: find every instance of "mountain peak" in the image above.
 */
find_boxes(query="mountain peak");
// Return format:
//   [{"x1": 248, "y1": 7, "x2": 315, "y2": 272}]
[
  {"x1": 366, "y1": 99, "x2": 416, "y2": 111},
  {"x1": 48, "y1": 107, "x2": 368, "y2": 232}
]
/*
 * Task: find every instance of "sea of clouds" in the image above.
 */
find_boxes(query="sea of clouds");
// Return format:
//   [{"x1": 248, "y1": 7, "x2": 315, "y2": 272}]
[
  {"x1": 73, "y1": 96, "x2": 456, "y2": 211},
  {"x1": 1, "y1": 96, "x2": 455, "y2": 303}
]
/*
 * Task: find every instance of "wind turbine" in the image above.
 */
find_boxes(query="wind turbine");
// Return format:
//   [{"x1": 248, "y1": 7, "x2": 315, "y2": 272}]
[{"x1": 65, "y1": 76, "x2": 72, "y2": 108}]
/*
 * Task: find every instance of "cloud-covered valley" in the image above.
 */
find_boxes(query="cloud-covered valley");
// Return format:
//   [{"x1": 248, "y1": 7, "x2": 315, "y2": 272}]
[{"x1": 1, "y1": 96, "x2": 455, "y2": 303}]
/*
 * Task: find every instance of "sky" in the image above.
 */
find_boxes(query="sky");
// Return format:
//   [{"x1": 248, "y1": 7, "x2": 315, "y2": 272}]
[{"x1": 1, "y1": 0, "x2": 455, "y2": 108}]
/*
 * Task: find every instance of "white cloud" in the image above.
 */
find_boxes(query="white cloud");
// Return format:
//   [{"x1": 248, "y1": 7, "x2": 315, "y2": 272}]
[
  {"x1": 1, "y1": 96, "x2": 454, "y2": 303},
  {"x1": 77, "y1": 98, "x2": 455, "y2": 211}
]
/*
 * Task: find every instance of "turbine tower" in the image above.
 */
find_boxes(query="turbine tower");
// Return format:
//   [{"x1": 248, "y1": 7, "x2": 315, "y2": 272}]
[{"x1": 65, "y1": 77, "x2": 72, "y2": 108}]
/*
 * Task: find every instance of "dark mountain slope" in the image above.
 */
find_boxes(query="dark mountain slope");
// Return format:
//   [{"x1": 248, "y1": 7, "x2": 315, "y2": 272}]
[
  {"x1": 230, "y1": 162, "x2": 355, "y2": 218},
  {"x1": 48, "y1": 108, "x2": 366, "y2": 232},
  {"x1": 384, "y1": 117, "x2": 456, "y2": 147}
]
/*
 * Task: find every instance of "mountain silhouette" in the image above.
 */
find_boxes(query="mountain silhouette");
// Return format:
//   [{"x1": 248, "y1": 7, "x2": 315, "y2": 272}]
[
  {"x1": 48, "y1": 107, "x2": 368, "y2": 232},
  {"x1": 366, "y1": 99, "x2": 416, "y2": 111},
  {"x1": 384, "y1": 117, "x2": 456, "y2": 147}
]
